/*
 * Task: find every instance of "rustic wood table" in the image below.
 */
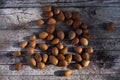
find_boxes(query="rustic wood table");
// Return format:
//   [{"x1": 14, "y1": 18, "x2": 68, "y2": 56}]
[{"x1": 0, "y1": 0, "x2": 120, "y2": 80}]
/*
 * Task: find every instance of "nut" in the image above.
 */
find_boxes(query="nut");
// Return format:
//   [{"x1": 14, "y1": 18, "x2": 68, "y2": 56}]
[
  {"x1": 15, "y1": 62, "x2": 22, "y2": 71},
  {"x1": 46, "y1": 25, "x2": 55, "y2": 34},
  {"x1": 49, "y1": 55, "x2": 58, "y2": 65},
  {"x1": 36, "y1": 19, "x2": 44, "y2": 26},
  {"x1": 64, "y1": 70, "x2": 72, "y2": 76},
  {"x1": 57, "y1": 54, "x2": 65, "y2": 61},
  {"x1": 65, "y1": 53, "x2": 72, "y2": 63},
  {"x1": 71, "y1": 37, "x2": 79, "y2": 44},
  {"x1": 29, "y1": 40, "x2": 36, "y2": 48},
  {"x1": 81, "y1": 23, "x2": 87, "y2": 29},
  {"x1": 52, "y1": 47, "x2": 59, "y2": 56},
  {"x1": 51, "y1": 38, "x2": 60, "y2": 45},
  {"x1": 106, "y1": 22, "x2": 115, "y2": 31},
  {"x1": 74, "y1": 64, "x2": 82, "y2": 70},
  {"x1": 74, "y1": 46, "x2": 82, "y2": 54},
  {"x1": 69, "y1": 31, "x2": 76, "y2": 40},
  {"x1": 80, "y1": 38, "x2": 88, "y2": 46},
  {"x1": 73, "y1": 19, "x2": 82, "y2": 29},
  {"x1": 39, "y1": 31, "x2": 48, "y2": 39},
  {"x1": 37, "y1": 62, "x2": 46, "y2": 69},
  {"x1": 12, "y1": 51, "x2": 21, "y2": 57},
  {"x1": 45, "y1": 11, "x2": 53, "y2": 18},
  {"x1": 60, "y1": 47, "x2": 68, "y2": 55},
  {"x1": 76, "y1": 29, "x2": 82, "y2": 35},
  {"x1": 28, "y1": 47, "x2": 34, "y2": 55},
  {"x1": 57, "y1": 42, "x2": 64, "y2": 49},
  {"x1": 54, "y1": 8, "x2": 61, "y2": 15},
  {"x1": 39, "y1": 43, "x2": 48, "y2": 51},
  {"x1": 57, "y1": 30, "x2": 65, "y2": 40},
  {"x1": 64, "y1": 11, "x2": 72, "y2": 19},
  {"x1": 29, "y1": 57, "x2": 36, "y2": 67},
  {"x1": 81, "y1": 60, "x2": 90, "y2": 67},
  {"x1": 66, "y1": 19, "x2": 73, "y2": 27},
  {"x1": 85, "y1": 47, "x2": 94, "y2": 54},
  {"x1": 30, "y1": 35, "x2": 36, "y2": 41},
  {"x1": 83, "y1": 33, "x2": 91, "y2": 40},
  {"x1": 20, "y1": 40, "x2": 28, "y2": 48},
  {"x1": 82, "y1": 52, "x2": 90, "y2": 60},
  {"x1": 35, "y1": 53, "x2": 42, "y2": 62},
  {"x1": 74, "y1": 54, "x2": 82, "y2": 62},
  {"x1": 42, "y1": 54, "x2": 48, "y2": 63},
  {"x1": 47, "y1": 18, "x2": 56, "y2": 25},
  {"x1": 83, "y1": 29, "x2": 89, "y2": 34},
  {"x1": 58, "y1": 12, "x2": 65, "y2": 21},
  {"x1": 72, "y1": 12, "x2": 80, "y2": 20},
  {"x1": 59, "y1": 60, "x2": 68, "y2": 67},
  {"x1": 43, "y1": 5, "x2": 51, "y2": 12},
  {"x1": 47, "y1": 34, "x2": 54, "y2": 41}
]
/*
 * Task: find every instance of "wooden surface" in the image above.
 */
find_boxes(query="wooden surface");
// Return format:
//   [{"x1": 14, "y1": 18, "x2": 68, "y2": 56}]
[{"x1": 0, "y1": 0, "x2": 120, "y2": 80}]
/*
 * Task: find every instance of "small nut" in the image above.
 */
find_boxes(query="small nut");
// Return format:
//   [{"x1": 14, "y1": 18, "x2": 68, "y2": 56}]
[
  {"x1": 29, "y1": 40, "x2": 36, "y2": 48},
  {"x1": 60, "y1": 47, "x2": 68, "y2": 55},
  {"x1": 46, "y1": 25, "x2": 55, "y2": 34},
  {"x1": 57, "y1": 30, "x2": 65, "y2": 40},
  {"x1": 81, "y1": 23, "x2": 87, "y2": 29},
  {"x1": 73, "y1": 19, "x2": 82, "y2": 29},
  {"x1": 85, "y1": 47, "x2": 94, "y2": 54},
  {"x1": 37, "y1": 62, "x2": 46, "y2": 69},
  {"x1": 57, "y1": 54, "x2": 65, "y2": 61},
  {"x1": 74, "y1": 64, "x2": 82, "y2": 70},
  {"x1": 51, "y1": 38, "x2": 60, "y2": 45},
  {"x1": 47, "y1": 18, "x2": 56, "y2": 25},
  {"x1": 74, "y1": 54, "x2": 82, "y2": 62},
  {"x1": 49, "y1": 55, "x2": 58, "y2": 65},
  {"x1": 35, "y1": 53, "x2": 42, "y2": 62},
  {"x1": 81, "y1": 60, "x2": 90, "y2": 67},
  {"x1": 54, "y1": 8, "x2": 61, "y2": 15},
  {"x1": 42, "y1": 54, "x2": 48, "y2": 63},
  {"x1": 66, "y1": 19, "x2": 73, "y2": 27},
  {"x1": 47, "y1": 34, "x2": 54, "y2": 41},
  {"x1": 29, "y1": 57, "x2": 36, "y2": 67},
  {"x1": 52, "y1": 47, "x2": 59, "y2": 56},
  {"x1": 64, "y1": 11, "x2": 72, "y2": 19},
  {"x1": 36, "y1": 19, "x2": 44, "y2": 26},
  {"x1": 39, "y1": 31, "x2": 48, "y2": 39},
  {"x1": 83, "y1": 29, "x2": 89, "y2": 34},
  {"x1": 65, "y1": 53, "x2": 72, "y2": 63},
  {"x1": 43, "y1": 5, "x2": 51, "y2": 12},
  {"x1": 28, "y1": 47, "x2": 34, "y2": 55},
  {"x1": 57, "y1": 42, "x2": 64, "y2": 49},
  {"x1": 74, "y1": 46, "x2": 82, "y2": 54},
  {"x1": 30, "y1": 35, "x2": 36, "y2": 41},
  {"x1": 15, "y1": 62, "x2": 22, "y2": 71},
  {"x1": 83, "y1": 33, "x2": 91, "y2": 40},
  {"x1": 58, "y1": 12, "x2": 65, "y2": 21},
  {"x1": 76, "y1": 29, "x2": 82, "y2": 35},
  {"x1": 39, "y1": 43, "x2": 48, "y2": 51},
  {"x1": 82, "y1": 52, "x2": 90, "y2": 60},
  {"x1": 64, "y1": 70, "x2": 72, "y2": 76},
  {"x1": 12, "y1": 51, "x2": 21, "y2": 57},
  {"x1": 80, "y1": 38, "x2": 88, "y2": 46},
  {"x1": 72, "y1": 12, "x2": 80, "y2": 20},
  {"x1": 71, "y1": 37, "x2": 79, "y2": 44},
  {"x1": 20, "y1": 40, "x2": 28, "y2": 48},
  {"x1": 106, "y1": 22, "x2": 115, "y2": 31},
  {"x1": 59, "y1": 60, "x2": 68, "y2": 67},
  {"x1": 69, "y1": 31, "x2": 76, "y2": 40},
  {"x1": 45, "y1": 11, "x2": 53, "y2": 18}
]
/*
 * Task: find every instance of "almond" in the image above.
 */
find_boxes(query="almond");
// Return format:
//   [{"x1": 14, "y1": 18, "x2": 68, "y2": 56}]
[
  {"x1": 39, "y1": 43, "x2": 48, "y2": 51},
  {"x1": 39, "y1": 31, "x2": 48, "y2": 39},
  {"x1": 20, "y1": 40, "x2": 28, "y2": 48},
  {"x1": 47, "y1": 18, "x2": 56, "y2": 25}
]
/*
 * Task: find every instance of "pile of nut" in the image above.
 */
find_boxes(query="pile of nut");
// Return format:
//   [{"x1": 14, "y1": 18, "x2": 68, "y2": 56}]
[{"x1": 12, "y1": 5, "x2": 94, "y2": 76}]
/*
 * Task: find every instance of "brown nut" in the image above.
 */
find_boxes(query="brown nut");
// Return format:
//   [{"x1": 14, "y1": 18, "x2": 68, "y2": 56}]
[
  {"x1": 66, "y1": 19, "x2": 73, "y2": 27},
  {"x1": 47, "y1": 34, "x2": 54, "y2": 41},
  {"x1": 81, "y1": 23, "x2": 87, "y2": 29},
  {"x1": 39, "y1": 43, "x2": 48, "y2": 51},
  {"x1": 43, "y1": 5, "x2": 51, "y2": 12},
  {"x1": 106, "y1": 22, "x2": 115, "y2": 31},
  {"x1": 47, "y1": 18, "x2": 56, "y2": 25},
  {"x1": 12, "y1": 51, "x2": 21, "y2": 57},
  {"x1": 49, "y1": 55, "x2": 58, "y2": 65},
  {"x1": 36, "y1": 19, "x2": 44, "y2": 26},
  {"x1": 74, "y1": 46, "x2": 82, "y2": 54},
  {"x1": 65, "y1": 53, "x2": 72, "y2": 63},
  {"x1": 83, "y1": 33, "x2": 91, "y2": 40},
  {"x1": 20, "y1": 40, "x2": 28, "y2": 48},
  {"x1": 74, "y1": 54, "x2": 82, "y2": 62},
  {"x1": 58, "y1": 12, "x2": 65, "y2": 21},
  {"x1": 42, "y1": 54, "x2": 48, "y2": 63},
  {"x1": 82, "y1": 52, "x2": 90, "y2": 60},
  {"x1": 80, "y1": 38, "x2": 88, "y2": 46},
  {"x1": 35, "y1": 53, "x2": 42, "y2": 62},
  {"x1": 57, "y1": 54, "x2": 65, "y2": 61},
  {"x1": 57, "y1": 42, "x2": 64, "y2": 49},
  {"x1": 37, "y1": 62, "x2": 46, "y2": 69},
  {"x1": 64, "y1": 11, "x2": 72, "y2": 19},
  {"x1": 74, "y1": 64, "x2": 82, "y2": 70},
  {"x1": 85, "y1": 47, "x2": 94, "y2": 54},
  {"x1": 64, "y1": 70, "x2": 72, "y2": 76},
  {"x1": 81, "y1": 60, "x2": 90, "y2": 67},
  {"x1": 52, "y1": 47, "x2": 59, "y2": 56},
  {"x1": 29, "y1": 40, "x2": 36, "y2": 48},
  {"x1": 51, "y1": 38, "x2": 60, "y2": 45},
  {"x1": 28, "y1": 47, "x2": 34, "y2": 55},
  {"x1": 46, "y1": 25, "x2": 55, "y2": 34},
  {"x1": 69, "y1": 31, "x2": 76, "y2": 40},
  {"x1": 29, "y1": 57, "x2": 36, "y2": 67},
  {"x1": 54, "y1": 8, "x2": 61, "y2": 15},
  {"x1": 73, "y1": 20, "x2": 82, "y2": 29},
  {"x1": 71, "y1": 37, "x2": 79, "y2": 44},
  {"x1": 76, "y1": 29, "x2": 83, "y2": 35},
  {"x1": 45, "y1": 11, "x2": 53, "y2": 18},
  {"x1": 60, "y1": 47, "x2": 68, "y2": 55},
  {"x1": 57, "y1": 30, "x2": 65, "y2": 40},
  {"x1": 83, "y1": 29, "x2": 89, "y2": 34},
  {"x1": 30, "y1": 35, "x2": 36, "y2": 41},
  {"x1": 15, "y1": 62, "x2": 22, "y2": 71},
  {"x1": 59, "y1": 60, "x2": 68, "y2": 67},
  {"x1": 39, "y1": 31, "x2": 48, "y2": 39},
  {"x1": 72, "y1": 12, "x2": 80, "y2": 20}
]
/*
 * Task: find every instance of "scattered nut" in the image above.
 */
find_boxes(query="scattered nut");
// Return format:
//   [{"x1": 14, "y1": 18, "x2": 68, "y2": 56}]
[
  {"x1": 60, "y1": 47, "x2": 68, "y2": 55},
  {"x1": 57, "y1": 30, "x2": 65, "y2": 40},
  {"x1": 80, "y1": 37, "x2": 88, "y2": 46},
  {"x1": 83, "y1": 29, "x2": 89, "y2": 34},
  {"x1": 46, "y1": 25, "x2": 55, "y2": 34},
  {"x1": 57, "y1": 54, "x2": 65, "y2": 61},
  {"x1": 39, "y1": 31, "x2": 48, "y2": 39},
  {"x1": 30, "y1": 35, "x2": 36, "y2": 41},
  {"x1": 106, "y1": 22, "x2": 115, "y2": 31},
  {"x1": 29, "y1": 40, "x2": 36, "y2": 48},
  {"x1": 82, "y1": 52, "x2": 90, "y2": 60},
  {"x1": 64, "y1": 11, "x2": 72, "y2": 19},
  {"x1": 43, "y1": 5, "x2": 51, "y2": 12},
  {"x1": 71, "y1": 37, "x2": 79, "y2": 44},
  {"x1": 81, "y1": 60, "x2": 90, "y2": 67},
  {"x1": 36, "y1": 19, "x2": 44, "y2": 26},
  {"x1": 74, "y1": 64, "x2": 82, "y2": 70},
  {"x1": 29, "y1": 57, "x2": 36, "y2": 67},
  {"x1": 73, "y1": 19, "x2": 82, "y2": 29},
  {"x1": 69, "y1": 31, "x2": 76, "y2": 40},
  {"x1": 20, "y1": 40, "x2": 28, "y2": 48},
  {"x1": 74, "y1": 46, "x2": 82, "y2": 54},
  {"x1": 37, "y1": 62, "x2": 46, "y2": 69},
  {"x1": 74, "y1": 54, "x2": 82, "y2": 62},
  {"x1": 12, "y1": 51, "x2": 21, "y2": 57},
  {"x1": 47, "y1": 34, "x2": 54, "y2": 41},
  {"x1": 52, "y1": 47, "x2": 59, "y2": 56},
  {"x1": 85, "y1": 47, "x2": 94, "y2": 54},
  {"x1": 49, "y1": 55, "x2": 58, "y2": 65},
  {"x1": 57, "y1": 42, "x2": 64, "y2": 49},
  {"x1": 65, "y1": 53, "x2": 72, "y2": 63},
  {"x1": 28, "y1": 47, "x2": 34, "y2": 55},
  {"x1": 64, "y1": 70, "x2": 72, "y2": 76},
  {"x1": 59, "y1": 60, "x2": 68, "y2": 67},
  {"x1": 15, "y1": 62, "x2": 22, "y2": 71},
  {"x1": 81, "y1": 23, "x2": 87, "y2": 29},
  {"x1": 58, "y1": 12, "x2": 65, "y2": 21},
  {"x1": 45, "y1": 11, "x2": 53, "y2": 18},
  {"x1": 47, "y1": 18, "x2": 56, "y2": 25},
  {"x1": 54, "y1": 8, "x2": 61, "y2": 15},
  {"x1": 72, "y1": 12, "x2": 80, "y2": 20},
  {"x1": 39, "y1": 43, "x2": 48, "y2": 51},
  {"x1": 35, "y1": 53, "x2": 42, "y2": 62},
  {"x1": 76, "y1": 29, "x2": 82, "y2": 35},
  {"x1": 42, "y1": 54, "x2": 48, "y2": 63},
  {"x1": 66, "y1": 19, "x2": 73, "y2": 27},
  {"x1": 51, "y1": 38, "x2": 60, "y2": 45}
]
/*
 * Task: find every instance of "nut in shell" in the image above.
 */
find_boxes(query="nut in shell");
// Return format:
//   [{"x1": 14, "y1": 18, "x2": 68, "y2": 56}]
[
  {"x1": 58, "y1": 12, "x2": 65, "y2": 21},
  {"x1": 82, "y1": 52, "x2": 90, "y2": 60},
  {"x1": 81, "y1": 60, "x2": 90, "y2": 67},
  {"x1": 43, "y1": 5, "x2": 51, "y2": 12},
  {"x1": 52, "y1": 47, "x2": 59, "y2": 56},
  {"x1": 47, "y1": 34, "x2": 54, "y2": 41},
  {"x1": 15, "y1": 62, "x2": 22, "y2": 71},
  {"x1": 80, "y1": 37, "x2": 88, "y2": 46},
  {"x1": 30, "y1": 35, "x2": 36, "y2": 41},
  {"x1": 57, "y1": 54, "x2": 65, "y2": 61},
  {"x1": 59, "y1": 60, "x2": 68, "y2": 67},
  {"x1": 36, "y1": 19, "x2": 44, "y2": 26},
  {"x1": 42, "y1": 54, "x2": 48, "y2": 63},
  {"x1": 74, "y1": 46, "x2": 82, "y2": 54},
  {"x1": 46, "y1": 25, "x2": 55, "y2": 34},
  {"x1": 51, "y1": 38, "x2": 60, "y2": 45},
  {"x1": 35, "y1": 53, "x2": 42, "y2": 62},
  {"x1": 39, "y1": 43, "x2": 48, "y2": 51},
  {"x1": 28, "y1": 47, "x2": 34, "y2": 55},
  {"x1": 29, "y1": 57, "x2": 36, "y2": 67},
  {"x1": 60, "y1": 47, "x2": 68, "y2": 55},
  {"x1": 20, "y1": 40, "x2": 28, "y2": 48},
  {"x1": 12, "y1": 51, "x2": 21, "y2": 57},
  {"x1": 65, "y1": 53, "x2": 72, "y2": 63},
  {"x1": 69, "y1": 31, "x2": 76, "y2": 40},
  {"x1": 47, "y1": 18, "x2": 56, "y2": 25},
  {"x1": 64, "y1": 70, "x2": 72, "y2": 76},
  {"x1": 74, "y1": 54, "x2": 82, "y2": 62},
  {"x1": 39, "y1": 31, "x2": 48, "y2": 39},
  {"x1": 37, "y1": 62, "x2": 46, "y2": 69},
  {"x1": 49, "y1": 55, "x2": 58, "y2": 65},
  {"x1": 57, "y1": 30, "x2": 65, "y2": 40}
]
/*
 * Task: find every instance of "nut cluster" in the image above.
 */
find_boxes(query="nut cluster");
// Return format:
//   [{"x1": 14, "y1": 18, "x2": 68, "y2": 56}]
[{"x1": 12, "y1": 5, "x2": 94, "y2": 76}]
